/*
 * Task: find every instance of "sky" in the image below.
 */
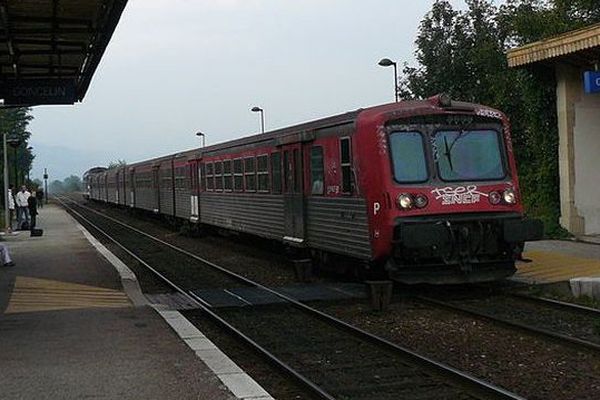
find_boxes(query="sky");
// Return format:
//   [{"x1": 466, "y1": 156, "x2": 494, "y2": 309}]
[{"x1": 29, "y1": 0, "x2": 473, "y2": 181}]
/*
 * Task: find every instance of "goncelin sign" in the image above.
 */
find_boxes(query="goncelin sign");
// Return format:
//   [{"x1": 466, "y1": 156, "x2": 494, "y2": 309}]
[{"x1": 0, "y1": 79, "x2": 77, "y2": 106}]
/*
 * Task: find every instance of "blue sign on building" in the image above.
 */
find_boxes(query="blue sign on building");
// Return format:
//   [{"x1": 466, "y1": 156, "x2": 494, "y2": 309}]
[{"x1": 584, "y1": 71, "x2": 600, "y2": 94}]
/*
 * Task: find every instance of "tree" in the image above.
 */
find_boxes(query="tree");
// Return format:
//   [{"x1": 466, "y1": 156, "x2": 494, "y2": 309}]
[
  {"x1": 49, "y1": 180, "x2": 65, "y2": 194},
  {"x1": 63, "y1": 175, "x2": 83, "y2": 192},
  {"x1": 0, "y1": 108, "x2": 35, "y2": 191},
  {"x1": 107, "y1": 159, "x2": 126, "y2": 169}
]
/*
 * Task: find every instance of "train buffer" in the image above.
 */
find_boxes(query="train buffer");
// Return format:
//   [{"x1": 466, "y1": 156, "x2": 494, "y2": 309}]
[{"x1": 0, "y1": 203, "x2": 271, "y2": 400}]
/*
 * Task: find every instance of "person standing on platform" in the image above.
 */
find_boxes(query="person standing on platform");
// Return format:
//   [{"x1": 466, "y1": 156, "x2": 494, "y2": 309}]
[
  {"x1": 28, "y1": 191, "x2": 38, "y2": 229},
  {"x1": 36, "y1": 187, "x2": 44, "y2": 209},
  {"x1": 7, "y1": 185, "x2": 15, "y2": 231},
  {"x1": 0, "y1": 242, "x2": 14, "y2": 267},
  {"x1": 15, "y1": 185, "x2": 31, "y2": 230}
]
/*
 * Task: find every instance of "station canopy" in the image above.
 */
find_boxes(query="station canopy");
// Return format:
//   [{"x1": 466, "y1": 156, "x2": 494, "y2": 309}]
[
  {"x1": 507, "y1": 23, "x2": 600, "y2": 68},
  {"x1": 0, "y1": 0, "x2": 128, "y2": 106}
]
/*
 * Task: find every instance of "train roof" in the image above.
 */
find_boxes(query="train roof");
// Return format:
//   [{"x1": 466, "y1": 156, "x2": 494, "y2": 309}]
[{"x1": 91, "y1": 97, "x2": 500, "y2": 174}]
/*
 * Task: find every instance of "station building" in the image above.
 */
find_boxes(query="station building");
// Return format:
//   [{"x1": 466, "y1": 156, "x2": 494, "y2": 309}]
[{"x1": 508, "y1": 23, "x2": 600, "y2": 237}]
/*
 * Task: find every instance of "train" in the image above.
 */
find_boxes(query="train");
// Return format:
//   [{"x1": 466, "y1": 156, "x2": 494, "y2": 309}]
[{"x1": 85, "y1": 95, "x2": 543, "y2": 284}]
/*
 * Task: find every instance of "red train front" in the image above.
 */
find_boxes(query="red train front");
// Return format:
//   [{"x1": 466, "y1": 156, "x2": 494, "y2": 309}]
[{"x1": 354, "y1": 95, "x2": 543, "y2": 283}]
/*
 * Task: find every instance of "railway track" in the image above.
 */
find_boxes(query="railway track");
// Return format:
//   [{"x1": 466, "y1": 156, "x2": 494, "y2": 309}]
[
  {"x1": 56, "y1": 196, "x2": 524, "y2": 400},
  {"x1": 416, "y1": 291, "x2": 600, "y2": 353}
]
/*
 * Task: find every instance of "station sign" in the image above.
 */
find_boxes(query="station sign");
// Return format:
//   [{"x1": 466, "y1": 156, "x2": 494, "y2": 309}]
[
  {"x1": 584, "y1": 71, "x2": 600, "y2": 94},
  {"x1": 0, "y1": 79, "x2": 77, "y2": 106}
]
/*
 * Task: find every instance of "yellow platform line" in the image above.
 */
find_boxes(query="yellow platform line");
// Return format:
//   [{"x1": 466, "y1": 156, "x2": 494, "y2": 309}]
[
  {"x1": 4, "y1": 276, "x2": 131, "y2": 314},
  {"x1": 518, "y1": 251, "x2": 600, "y2": 283}
]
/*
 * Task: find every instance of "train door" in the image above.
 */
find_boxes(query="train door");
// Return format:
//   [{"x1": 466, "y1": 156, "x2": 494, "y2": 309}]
[
  {"x1": 190, "y1": 160, "x2": 200, "y2": 222},
  {"x1": 129, "y1": 168, "x2": 135, "y2": 207},
  {"x1": 115, "y1": 170, "x2": 121, "y2": 204},
  {"x1": 104, "y1": 174, "x2": 108, "y2": 202},
  {"x1": 282, "y1": 143, "x2": 305, "y2": 243},
  {"x1": 121, "y1": 168, "x2": 127, "y2": 205},
  {"x1": 152, "y1": 165, "x2": 160, "y2": 213}
]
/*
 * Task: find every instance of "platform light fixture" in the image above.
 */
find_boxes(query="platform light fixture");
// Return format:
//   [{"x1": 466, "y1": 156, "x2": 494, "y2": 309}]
[
  {"x1": 378, "y1": 58, "x2": 400, "y2": 102},
  {"x1": 195, "y1": 131, "x2": 206, "y2": 148},
  {"x1": 251, "y1": 106, "x2": 265, "y2": 134}
]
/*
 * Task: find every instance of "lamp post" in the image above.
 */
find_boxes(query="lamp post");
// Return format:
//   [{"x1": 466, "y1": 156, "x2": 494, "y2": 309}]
[
  {"x1": 251, "y1": 106, "x2": 265, "y2": 134},
  {"x1": 378, "y1": 58, "x2": 399, "y2": 102},
  {"x1": 43, "y1": 168, "x2": 48, "y2": 204},
  {"x1": 195, "y1": 131, "x2": 206, "y2": 148}
]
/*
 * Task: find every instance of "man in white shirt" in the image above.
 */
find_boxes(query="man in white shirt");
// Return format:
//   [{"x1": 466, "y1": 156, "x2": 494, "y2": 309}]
[{"x1": 15, "y1": 185, "x2": 31, "y2": 229}]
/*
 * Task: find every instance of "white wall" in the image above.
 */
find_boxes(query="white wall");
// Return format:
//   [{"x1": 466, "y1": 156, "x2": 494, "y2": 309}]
[{"x1": 574, "y1": 91, "x2": 600, "y2": 234}]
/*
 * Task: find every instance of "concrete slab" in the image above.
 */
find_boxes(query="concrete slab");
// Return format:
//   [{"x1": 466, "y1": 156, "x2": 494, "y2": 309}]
[
  {"x1": 570, "y1": 277, "x2": 600, "y2": 299},
  {"x1": 219, "y1": 373, "x2": 273, "y2": 399},
  {"x1": 196, "y1": 349, "x2": 245, "y2": 374}
]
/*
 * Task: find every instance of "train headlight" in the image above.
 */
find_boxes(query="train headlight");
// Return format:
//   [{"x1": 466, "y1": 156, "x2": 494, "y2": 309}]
[
  {"x1": 414, "y1": 194, "x2": 428, "y2": 209},
  {"x1": 489, "y1": 191, "x2": 501, "y2": 205},
  {"x1": 503, "y1": 188, "x2": 517, "y2": 204},
  {"x1": 398, "y1": 194, "x2": 413, "y2": 210}
]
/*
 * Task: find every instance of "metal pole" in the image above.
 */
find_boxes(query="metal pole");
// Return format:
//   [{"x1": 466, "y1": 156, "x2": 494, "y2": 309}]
[
  {"x1": 393, "y1": 62, "x2": 399, "y2": 102},
  {"x1": 202, "y1": 135, "x2": 205, "y2": 148},
  {"x1": 44, "y1": 168, "x2": 48, "y2": 204},
  {"x1": 260, "y1": 110, "x2": 265, "y2": 134},
  {"x1": 3, "y1": 131, "x2": 9, "y2": 232}
]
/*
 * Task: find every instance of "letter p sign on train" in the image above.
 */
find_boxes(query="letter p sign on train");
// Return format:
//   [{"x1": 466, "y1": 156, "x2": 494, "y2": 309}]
[{"x1": 584, "y1": 71, "x2": 600, "y2": 94}]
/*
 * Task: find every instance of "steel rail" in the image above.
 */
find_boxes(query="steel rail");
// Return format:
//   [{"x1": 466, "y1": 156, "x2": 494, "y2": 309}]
[
  {"x1": 417, "y1": 296, "x2": 600, "y2": 353},
  {"x1": 59, "y1": 196, "x2": 526, "y2": 400},
  {"x1": 509, "y1": 292, "x2": 600, "y2": 316}
]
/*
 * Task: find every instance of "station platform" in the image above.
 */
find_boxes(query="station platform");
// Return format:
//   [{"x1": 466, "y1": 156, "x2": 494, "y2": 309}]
[
  {"x1": 0, "y1": 204, "x2": 271, "y2": 400},
  {"x1": 516, "y1": 240, "x2": 600, "y2": 283}
]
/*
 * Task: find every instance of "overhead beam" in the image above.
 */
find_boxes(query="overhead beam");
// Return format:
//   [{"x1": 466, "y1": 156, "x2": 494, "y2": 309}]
[
  {"x1": 8, "y1": 15, "x2": 93, "y2": 28},
  {"x1": 0, "y1": 72, "x2": 79, "y2": 78},
  {"x1": 11, "y1": 27, "x2": 94, "y2": 35},
  {"x1": 8, "y1": 38, "x2": 88, "y2": 49},
  {"x1": 0, "y1": 49, "x2": 85, "y2": 56},
  {"x1": 0, "y1": 62, "x2": 79, "y2": 71}
]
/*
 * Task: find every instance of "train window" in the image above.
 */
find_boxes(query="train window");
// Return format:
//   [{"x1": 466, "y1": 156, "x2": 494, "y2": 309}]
[
  {"x1": 283, "y1": 151, "x2": 293, "y2": 193},
  {"x1": 389, "y1": 131, "x2": 428, "y2": 183},
  {"x1": 340, "y1": 138, "x2": 352, "y2": 194},
  {"x1": 223, "y1": 160, "x2": 233, "y2": 191},
  {"x1": 215, "y1": 161, "x2": 223, "y2": 191},
  {"x1": 310, "y1": 146, "x2": 324, "y2": 195},
  {"x1": 257, "y1": 155, "x2": 269, "y2": 192},
  {"x1": 271, "y1": 152, "x2": 282, "y2": 194},
  {"x1": 206, "y1": 162, "x2": 214, "y2": 191},
  {"x1": 294, "y1": 149, "x2": 302, "y2": 193},
  {"x1": 245, "y1": 157, "x2": 256, "y2": 191},
  {"x1": 234, "y1": 158, "x2": 244, "y2": 192},
  {"x1": 199, "y1": 164, "x2": 206, "y2": 191}
]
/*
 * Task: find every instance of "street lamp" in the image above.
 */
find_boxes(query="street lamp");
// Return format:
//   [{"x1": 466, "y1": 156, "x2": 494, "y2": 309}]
[
  {"x1": 251, "y1": 106, "x2": 265, "y2": 134},
  {"x1": 378, "y1": 58, "x2": 399, "y2": 102},
  {"x1": 195, "y1": 131, "x2": 206, "y2": 148}
]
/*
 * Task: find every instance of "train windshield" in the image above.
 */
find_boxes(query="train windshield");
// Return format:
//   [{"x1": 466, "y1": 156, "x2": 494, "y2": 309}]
[
  {"x1": 434, "y1": 129, "x2": 504, "y2": 181},
  {"x1": 389, "y1": 131, "x2": 428, "y2": 183}
]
